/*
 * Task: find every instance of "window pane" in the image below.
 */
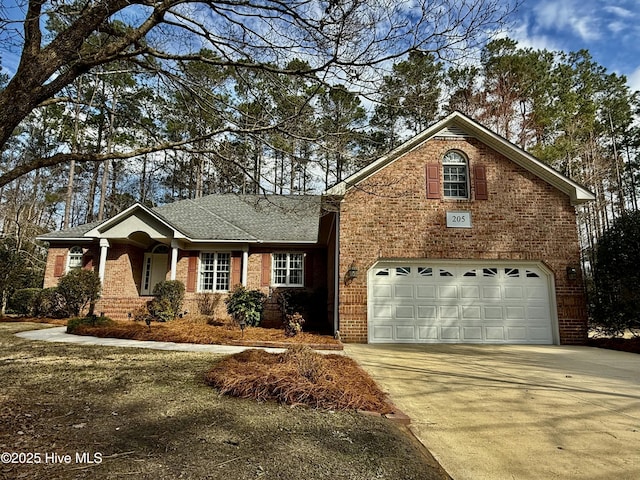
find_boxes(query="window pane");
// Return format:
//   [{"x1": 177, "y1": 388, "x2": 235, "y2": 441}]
[
  {"x1": 143, "y1": 256, "x2": 152, "y2": 290},
  {"x1": 418, "y1": 267, "x2": 432, "y2": 277},
  {"x1": 396, "y1": 267, "x2": 411, "y2": 276},
  {"x1": 200, "y1": 253, "x2": 216, "y2": 291},
  {"x1": 273, "y1": 253, "x2": 303, "y2": 286},
  {"x1": 288, "y1": 253, "x2": 303, "y2": 285},
  {"x1": 216, "y1": 253, "x2": 230, "y2": 291},
  {"x1": 443, "y1": 151, "x2": 468, "y2": 198},
  {"x1": 68, "y1": 247, "x2": 83, "y2": 269},
  {"x1": 273, "y1": 253, "x2": 288, "y2": 284}
]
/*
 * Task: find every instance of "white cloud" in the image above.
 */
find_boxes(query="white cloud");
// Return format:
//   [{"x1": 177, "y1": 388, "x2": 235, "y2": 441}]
[
  {"x1": 603, "y1": 5, "x2": 635, "y2": 19},
  {"x1": 608, "y1": 21, "x2": 627, "y2": 34},
  {"x1": 628, "y1": 66, "x2": 640, "y2": 93},
  {"x1": 502, "y1": 19, "x2": 560, "y2": 52},
  {"x1": 532, "y1": 1, "x2": 601, "y2": 41}
]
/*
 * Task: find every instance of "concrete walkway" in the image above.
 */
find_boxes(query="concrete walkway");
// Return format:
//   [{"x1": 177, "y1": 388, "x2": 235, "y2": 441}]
[
  {"x1": 15, "y1": 326, "x2": 338, "y2": 354},
  {"x1": 345, "y1": 343, "x2": 640, "y2": 480}
]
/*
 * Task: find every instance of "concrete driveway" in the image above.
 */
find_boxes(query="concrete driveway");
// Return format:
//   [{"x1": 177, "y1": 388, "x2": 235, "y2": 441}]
[{"x1": 345, "y1": 344, "x2": 640, "y2": 480}]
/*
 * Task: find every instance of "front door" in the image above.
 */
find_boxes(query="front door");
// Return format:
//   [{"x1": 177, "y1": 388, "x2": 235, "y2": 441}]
[{"x1": 141, "y1": 252, "x2": 169, "y2": 295}]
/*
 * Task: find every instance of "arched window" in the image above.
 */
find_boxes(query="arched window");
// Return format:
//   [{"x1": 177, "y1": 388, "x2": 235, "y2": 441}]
[
  {"x1": 442, "y1": 150, "x2": 468, "y2": 199},
  {"x1": 67, "y1": 246, "x2": 83, "y2": 270},
  {"x1": 151, "y1": 244, "x2": 170, "y2": 254}
]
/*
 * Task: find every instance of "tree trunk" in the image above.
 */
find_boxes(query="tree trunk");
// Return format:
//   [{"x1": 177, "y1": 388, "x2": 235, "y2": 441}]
[
  {"x1": 97, "y1": 159, "x2": 110, "y2": 221},
  {"x1": 63, "y1": 160, "x2": 76, "y2": 229}
]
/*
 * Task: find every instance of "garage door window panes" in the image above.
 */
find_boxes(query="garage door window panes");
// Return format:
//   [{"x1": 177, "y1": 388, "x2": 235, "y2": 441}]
[
  {"x1": 418, "y1": 267, "x2": 433, "y2": 277},
  {"x1": 273, "y1": 253, "x2": 304, "y2": 286}
]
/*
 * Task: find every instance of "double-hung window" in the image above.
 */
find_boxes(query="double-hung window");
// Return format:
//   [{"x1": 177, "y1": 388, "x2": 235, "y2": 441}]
[
  {"x1": 443, "y1": 150, "x2": 469, "y2": 199},
  {"x1": 272, "y1": 253, "x2": 304, "y2": 287},
  {"x1": 199, "y1": 252, "x2": 230, "y2": 292},
  {"x1": 67, "y1": 246, "x2": 83, "y2": 271}
]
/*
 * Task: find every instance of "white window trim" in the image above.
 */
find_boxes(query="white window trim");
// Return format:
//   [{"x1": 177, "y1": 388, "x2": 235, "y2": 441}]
[
  {"x1": 198, "y1": 251, "x2": 231, "y2": 293},
  {"x1": 66, "y1": 246, "x2": 83, "y2": 272},
  {"x1": 271, "y1": 252, "x2": 305, "y2": 287},
  {"x1": 442, "y1": 150, "x2": 469, "y2": 200}
]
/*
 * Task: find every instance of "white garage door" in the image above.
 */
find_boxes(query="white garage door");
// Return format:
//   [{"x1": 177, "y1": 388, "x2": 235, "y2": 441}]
[{"x1": 368, "y1": 263, "x2": 555, "y2": 344}]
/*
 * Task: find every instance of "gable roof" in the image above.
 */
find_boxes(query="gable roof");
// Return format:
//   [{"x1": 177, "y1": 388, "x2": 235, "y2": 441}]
[
  {"x1": 39, "y1": 195, "x2": 322, "y2": 243},
  {"x1": 325, "y1": 111, "x2": 595, "y2": 205}
]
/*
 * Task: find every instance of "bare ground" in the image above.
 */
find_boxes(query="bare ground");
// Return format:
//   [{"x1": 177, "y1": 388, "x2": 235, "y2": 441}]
[{"x1": 0, "y1": 323, "x2": 450, "y2": 480}]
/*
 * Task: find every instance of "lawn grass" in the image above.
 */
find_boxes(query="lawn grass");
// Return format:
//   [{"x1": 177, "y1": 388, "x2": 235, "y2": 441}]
[{"x1": 0, "y1": 323, "x2": 450, "y2": 480}]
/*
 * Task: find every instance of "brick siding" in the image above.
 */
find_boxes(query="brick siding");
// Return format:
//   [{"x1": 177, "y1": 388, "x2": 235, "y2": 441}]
[
  {"x1": 45, "y1": 244, "x2": 327, "y2": 324},
  {"x1": 337, "y1": 136, "x2": 588, "y2": 344}
]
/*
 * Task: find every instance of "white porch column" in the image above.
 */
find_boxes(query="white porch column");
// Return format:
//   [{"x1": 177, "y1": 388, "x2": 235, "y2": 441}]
[
  {"x1": 170, "y1": 240, "x2": 179, "y2": 281},
  {"x1": 98, "y1": 239, "x2": 110, "y2": 284},
  {"x1": 242, "y1": 248, "x2": 249, "y2": 286}
]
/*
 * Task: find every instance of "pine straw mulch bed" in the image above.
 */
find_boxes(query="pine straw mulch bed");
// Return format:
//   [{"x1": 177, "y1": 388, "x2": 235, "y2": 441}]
[
  {"x1": 3, "y1": 316, "x2": 343, "y2": 349},
  {"x1": 0, "y1": 316, "x2": 67, "y2": 326},
  {"x1": 204, "y1": 345, "x2": 395, "y2": 414}
]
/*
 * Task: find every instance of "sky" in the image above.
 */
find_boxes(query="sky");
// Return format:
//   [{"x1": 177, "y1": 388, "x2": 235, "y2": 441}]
[
  {"x1": 507, "y1": 0, "x2": 640, "y2": 91},
  {"x1": 1, "y1": 0, "x2": 639, "y2": 92}
]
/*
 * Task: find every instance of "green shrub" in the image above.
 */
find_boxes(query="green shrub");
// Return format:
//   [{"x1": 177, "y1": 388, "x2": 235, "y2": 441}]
[
  {"x1": 33, "y1": 287, "x2": 67, "y2": 318},
  {"x1": 67, "y1": 315, "x2": 114, "y2": 333},
  {"x1": 147, "y1": 297, "x2": 175, "y2": 322},
  {"x1": 225, "y1": 285, "x2": 267, "y2": 327},
  {"x1": 593, "y1": 211, "x2": 640, "y2": 335},
  {"x1": 148, "y1": 280, "x2": 185, "y2": 321},
  {"x1": 9, "y1": 288, "x2": 41, "y2": 315},
  {"x1": 57, "y1": 269, "x2": 102, "y2": 317}
]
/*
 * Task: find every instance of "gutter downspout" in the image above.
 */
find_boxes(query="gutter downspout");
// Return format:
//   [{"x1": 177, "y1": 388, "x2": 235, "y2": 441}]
[{"x1": 333, "y1": 211, "x2": 340, "y2": 336}]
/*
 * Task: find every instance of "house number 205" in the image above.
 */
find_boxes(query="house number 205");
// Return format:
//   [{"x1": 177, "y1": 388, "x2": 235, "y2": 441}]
[{"x1": 446, "y1": 211, "x2": 472, "y2": 228}]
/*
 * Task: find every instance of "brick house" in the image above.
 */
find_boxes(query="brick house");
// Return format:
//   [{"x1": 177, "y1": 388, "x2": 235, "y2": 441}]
[{"x1": 39, "y1": 112, "x2": 594, "y2": 344}]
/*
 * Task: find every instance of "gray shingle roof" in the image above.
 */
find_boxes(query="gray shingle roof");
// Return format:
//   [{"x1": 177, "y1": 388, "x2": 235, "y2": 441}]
[
  {"x1": 41, "y1": 195, "x2": 321, "y2": 243},
  {"x1": 39, "y1": 220, "x2": 103, "y2": 239}
]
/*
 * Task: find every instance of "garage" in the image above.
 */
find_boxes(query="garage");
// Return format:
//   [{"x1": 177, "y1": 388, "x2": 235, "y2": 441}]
[{"x1": 368, "y1": 262, "x2": 556, "y2": 344}]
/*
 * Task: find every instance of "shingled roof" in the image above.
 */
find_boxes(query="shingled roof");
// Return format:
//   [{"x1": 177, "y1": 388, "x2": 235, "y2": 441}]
[{"x1": 39, "y1": 194, "x2": 322, "y2": 243}]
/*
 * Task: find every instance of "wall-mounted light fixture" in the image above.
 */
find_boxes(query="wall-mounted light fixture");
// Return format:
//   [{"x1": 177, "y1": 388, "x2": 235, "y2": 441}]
[
  {"x1": 566, "y1": 266, "x2": 578, "y2": 281},
  {"x1": 344, "y1": 262, "x2": 358, "y2": 285}
]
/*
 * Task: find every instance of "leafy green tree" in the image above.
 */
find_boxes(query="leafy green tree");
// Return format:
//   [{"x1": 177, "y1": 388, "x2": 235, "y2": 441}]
[
  {"x1": 0, "y1": 0, "x2": 514, "y2": 187},
  {"x1": 57, "y1": 269, "x2": 102, "y2": 317},
  {"x1": 444, "y1": 65, "x2": 483, "y2": 118},
  {"x1": 372, "y1": 52, "x2": 443, "y2": 152},
  {"x1": 592, "y1": 211, "x2": 640, "y2": 335},
  {"x1": 0, "y1": 238, "x2": 37, "y2": 315},
  {"x1": 479, "y1": 38, "x2": 556, "y2": 147},
  {"x1": 319, "y1": 85, "x2": 366, "y2": 185}
]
